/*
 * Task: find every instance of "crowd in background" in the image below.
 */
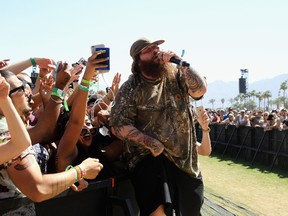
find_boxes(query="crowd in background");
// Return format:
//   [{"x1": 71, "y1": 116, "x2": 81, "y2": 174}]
[{"x1": 202, "y1": 106, "x2": 288, "y2": 131}]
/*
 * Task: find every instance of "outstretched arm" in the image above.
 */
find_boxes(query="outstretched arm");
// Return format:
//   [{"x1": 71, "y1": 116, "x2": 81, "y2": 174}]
[
  {"x1": 2, "y1": 58, "x2": 56, "y2": 75},
  {"x1": 8, "y1": 155, "x2": 103, "y2": 202},
  {"x1": 56, "y1": 51, "x2": 110, "y2": 171},
  {"x1": 27, "y1": 62, "x2": 71, "y2": 144},
  {"x1": 111, "y1": 125, "x2": 164, "y2": 157},
  {"x1": 0, "y1": 75, "x2": 31, "y2": 164}
]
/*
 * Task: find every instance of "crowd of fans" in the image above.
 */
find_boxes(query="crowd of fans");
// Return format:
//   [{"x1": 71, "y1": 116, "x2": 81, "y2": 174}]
[
  {"x1": 203, "y1": 106, "x2": 288, "y2": 131},
  {"x1": 0, "y1": 55, "x2": 120, "y2": 215}
]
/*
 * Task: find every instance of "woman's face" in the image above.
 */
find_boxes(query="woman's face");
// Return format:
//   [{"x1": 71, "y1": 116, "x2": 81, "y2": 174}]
[{"x1": 78, "y1": 116, "x2": 95, "y2": 148}]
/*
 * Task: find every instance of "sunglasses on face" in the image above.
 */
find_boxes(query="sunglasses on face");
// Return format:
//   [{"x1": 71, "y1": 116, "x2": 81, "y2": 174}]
[
  {"x1": 9, "y1": 81, "x2": 33, "y2": 102},
  {"x1": 9, "y1": 82, "x2": 26, "y2": 96},
  {"x1": 80, "y1": 127, "x2": 97, "y2": 137}
]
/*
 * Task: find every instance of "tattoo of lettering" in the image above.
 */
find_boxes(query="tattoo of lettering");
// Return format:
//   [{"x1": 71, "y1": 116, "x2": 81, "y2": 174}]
[
  {"x1": 184, "y1": 68, "x2": 205, "y2": 93},
  {"x1": 14, "y1": 155, "x2": 34, "y2": 171},
  {"x1": 50, "y1": 174, "x2": 71, "y2": 198}
]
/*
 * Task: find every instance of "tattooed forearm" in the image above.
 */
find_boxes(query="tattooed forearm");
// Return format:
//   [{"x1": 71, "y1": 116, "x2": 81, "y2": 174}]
[
  {"x1": 112, "y1": 125, "x2": 164, "y2": 156},
  {"x1": 182, "y1": 67, "x2": 207, "y2": 97},
  {"x1": 111, "y1": 126, "x2": 125, "y2": 139}
]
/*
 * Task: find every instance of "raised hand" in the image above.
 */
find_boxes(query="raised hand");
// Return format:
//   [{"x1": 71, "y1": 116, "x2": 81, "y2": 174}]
[
  {"x1": 0, "y1": 59, "x2": 10, "y2": 69},
  {"x1": 54, "y1": 62, "x2": 73, "y2": 89},
  {"x1": 83, "y1": 51, "x2": 110, "y2": 80},
  {"x1": 35, "y1": 58, "x2": 56, "y2": 71},
  {"x1": 110, "y1": 72, "x2": 121, "y2": 94},
  {"x1": 0, "y1": 75, "x2": 9, "y2": 100},
  {"x1": 156, "y1": 50, "x2": 178, "y2": 64},
  {"x1": 143, "y1": 136, "x2": 165, "y2": 157}
]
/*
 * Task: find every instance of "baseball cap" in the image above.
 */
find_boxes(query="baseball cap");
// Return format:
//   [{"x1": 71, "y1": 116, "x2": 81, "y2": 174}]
[{"x1": 130, "y1": 38, "x2": 165, "y2": 59}]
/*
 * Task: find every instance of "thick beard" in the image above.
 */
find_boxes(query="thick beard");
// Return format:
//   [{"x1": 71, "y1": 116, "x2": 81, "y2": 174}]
[{"x1": 138, "y1": 60, "x2": 168, "y2": 80}]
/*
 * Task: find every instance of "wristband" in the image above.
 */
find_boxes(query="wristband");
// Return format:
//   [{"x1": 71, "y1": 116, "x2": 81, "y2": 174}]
[
  {"x1": 30, "y1": 58, "x2": 36, "y2": 67},
  {"x1": 81, "y1": 78, "x2": 91, "y2": 85},
  {"x1": 63, "y1": 100, "x2": 69, "y2": 111},
  {"x1": 78, "y1": 84, "x2": 89, "y2": 92},
  {"x1": 51, "y1": 87, "x2": 65, "y2": 99},
  {"x1": 74, "y1": 166, "x2": 85, "y2": 180},
  {"x1": 65, "y1": 165, "x2": 78, "y2": 183}
]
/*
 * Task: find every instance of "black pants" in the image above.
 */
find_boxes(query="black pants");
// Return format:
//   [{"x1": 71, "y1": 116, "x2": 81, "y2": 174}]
[{"x1": 131, "y1": 154, "x2": 204, "y2": 216}]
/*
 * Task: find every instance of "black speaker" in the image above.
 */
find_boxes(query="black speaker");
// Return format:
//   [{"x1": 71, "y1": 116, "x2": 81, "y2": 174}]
[{"x1": 239, "y1": 77, "x2": 246, "y2": 94}]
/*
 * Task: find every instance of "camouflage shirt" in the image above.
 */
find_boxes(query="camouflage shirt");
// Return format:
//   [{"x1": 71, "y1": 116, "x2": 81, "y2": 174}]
[{"x1": 110, "y1": 70, "x2": 200, "y2": 178}]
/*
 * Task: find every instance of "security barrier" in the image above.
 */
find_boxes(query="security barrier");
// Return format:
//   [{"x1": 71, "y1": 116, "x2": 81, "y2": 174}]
[{"x1": 197, "y1": 124, "x2": 288, "y2": 170}]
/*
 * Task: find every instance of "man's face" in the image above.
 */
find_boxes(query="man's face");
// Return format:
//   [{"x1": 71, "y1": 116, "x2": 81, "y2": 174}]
[
  {"x1": 8, "y1": 76, "x2": 33, "y2": 124},
  {"x1": 138, "y1": 45, "x2": 169, "y2": 79},
  {"x1": 139, "y1": 44, "x2": 159, "y2": 63}
]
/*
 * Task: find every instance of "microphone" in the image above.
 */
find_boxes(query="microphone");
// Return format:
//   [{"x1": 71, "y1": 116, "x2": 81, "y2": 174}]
[{"x1": 169, "y1": 57, "x2": 190, "y2": 67}]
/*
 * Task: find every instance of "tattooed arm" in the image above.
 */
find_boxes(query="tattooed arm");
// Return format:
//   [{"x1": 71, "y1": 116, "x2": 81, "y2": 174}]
[
  {"x1": 7, "y1": 155, "x2": 103, "y2": 202},
  {"x1": 181, "y1": 67, "x2": 207, "y2": 100},
  {"x1": 111, "y1": 125, "x2": 164, "y2": 157},
  {"x1": 157, "y1": 50, "x2": 207, "y2": 99}
]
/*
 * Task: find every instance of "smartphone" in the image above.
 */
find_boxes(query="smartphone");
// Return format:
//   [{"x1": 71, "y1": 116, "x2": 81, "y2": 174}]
[
  {"x1": 95, "y1": 47, "x2": 110, "y2": 72},
  {"x1": 91, "y1": 44, "x2": 105, "y2": 54},
  {"x1": 196, "y1": 106, "x2": 204, "y2": 117},
  {"x1": 91, "y1": 44, "x2": 110, "y2": 73},
  {"x1": 77, "y1": 57, "x2": 87, "y2": 66}
]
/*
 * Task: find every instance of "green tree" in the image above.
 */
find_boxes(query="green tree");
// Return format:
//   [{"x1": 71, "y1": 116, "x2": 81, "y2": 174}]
[
  {"x1": 263, "y1": 90, "x2": 272, "y2": 111},
  {"x1": 280, "y1": 80, "x2": 288, "y2": 107},
  {"x1": 221, "y1": 98, "x2": 225, "y2": 108},
  {"x1": 209, "y1": 99, "x2": 216, "y2": 109},
  {"x1": 255, "y1": 91, "x2": 263, "y2": 110},
  {"x1": 250, "y1": 90, "x2": 257, "y2": 101}
]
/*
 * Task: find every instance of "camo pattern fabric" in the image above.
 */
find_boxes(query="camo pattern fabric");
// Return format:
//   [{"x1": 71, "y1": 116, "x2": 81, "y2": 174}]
[{"x1": 110, "y1": 71, "x2": 200, "y2": 178}]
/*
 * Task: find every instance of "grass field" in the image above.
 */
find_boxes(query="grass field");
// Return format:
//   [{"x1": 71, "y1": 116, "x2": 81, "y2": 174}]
[{"x1": 200, "y1": 154, "x2": 288, "y2": 216}]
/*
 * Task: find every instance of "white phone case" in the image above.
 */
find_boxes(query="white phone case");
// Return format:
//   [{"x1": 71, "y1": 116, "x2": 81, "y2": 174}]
[{"x1": 196, "y1": 106, "x2": 204, "y2": 116}]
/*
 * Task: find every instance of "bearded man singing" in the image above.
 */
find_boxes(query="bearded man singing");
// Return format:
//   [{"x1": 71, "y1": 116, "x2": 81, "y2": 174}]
[{"x1": 110, "y1": 38, "x2": 211, "y2": 216}]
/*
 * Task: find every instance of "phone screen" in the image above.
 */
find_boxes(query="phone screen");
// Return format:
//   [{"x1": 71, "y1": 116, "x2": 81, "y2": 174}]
[{"x1": 95, "y1": 47, "x2": 110, "y2": 71}]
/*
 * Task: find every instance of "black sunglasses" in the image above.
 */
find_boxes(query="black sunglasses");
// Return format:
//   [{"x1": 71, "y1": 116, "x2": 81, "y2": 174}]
[
  {"x1": 9, "y1": 82, "x2": 26, "y2": 96},
  {"x1": 9, "y1": 81, "x2": 33, "y2": 103},
  {"x1": 80, "y1": 127, "x2": 97, "y2": 137}
]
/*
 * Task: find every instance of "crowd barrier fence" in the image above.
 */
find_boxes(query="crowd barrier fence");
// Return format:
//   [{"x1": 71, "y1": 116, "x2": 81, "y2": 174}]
[{"x1": 196, "y1": 124, "x2": 288, "y2": 170}]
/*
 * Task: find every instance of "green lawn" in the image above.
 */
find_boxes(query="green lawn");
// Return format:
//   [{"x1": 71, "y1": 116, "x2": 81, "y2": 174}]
[{"x1": 200, "y1": 154, "x2": 288, "y2": 216}]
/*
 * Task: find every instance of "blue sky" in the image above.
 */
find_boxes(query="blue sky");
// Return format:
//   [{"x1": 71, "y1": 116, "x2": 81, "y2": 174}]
[{"x1": 1, "y1": 0, "x2": 287, "y2": 88}]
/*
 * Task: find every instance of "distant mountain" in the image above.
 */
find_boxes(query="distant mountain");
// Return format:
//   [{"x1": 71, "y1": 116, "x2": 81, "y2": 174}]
[{"x1": 201, "y1": 73, "x2": 288, "y2": 109}]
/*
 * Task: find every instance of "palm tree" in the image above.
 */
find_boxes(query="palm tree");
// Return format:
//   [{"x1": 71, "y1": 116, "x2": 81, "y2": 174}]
[
  {"x1": 255, "y1": 91, "x2": 263, "y2": 110},
  {"x1": 209, "y1": 99, "x2": 216, "y2": 109},
  {"x1": 263, "y1": 90, "x2": 272, "y2": 111},
  {"x1": 221, "y1": 98, "x2": 225, "y2": 108},
  {"x1": 280, "y1": 80, "x2": 288, "y2": 107},
  {"x1": 250, "y1": 90, "x2": 257, "y2": 101}
]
